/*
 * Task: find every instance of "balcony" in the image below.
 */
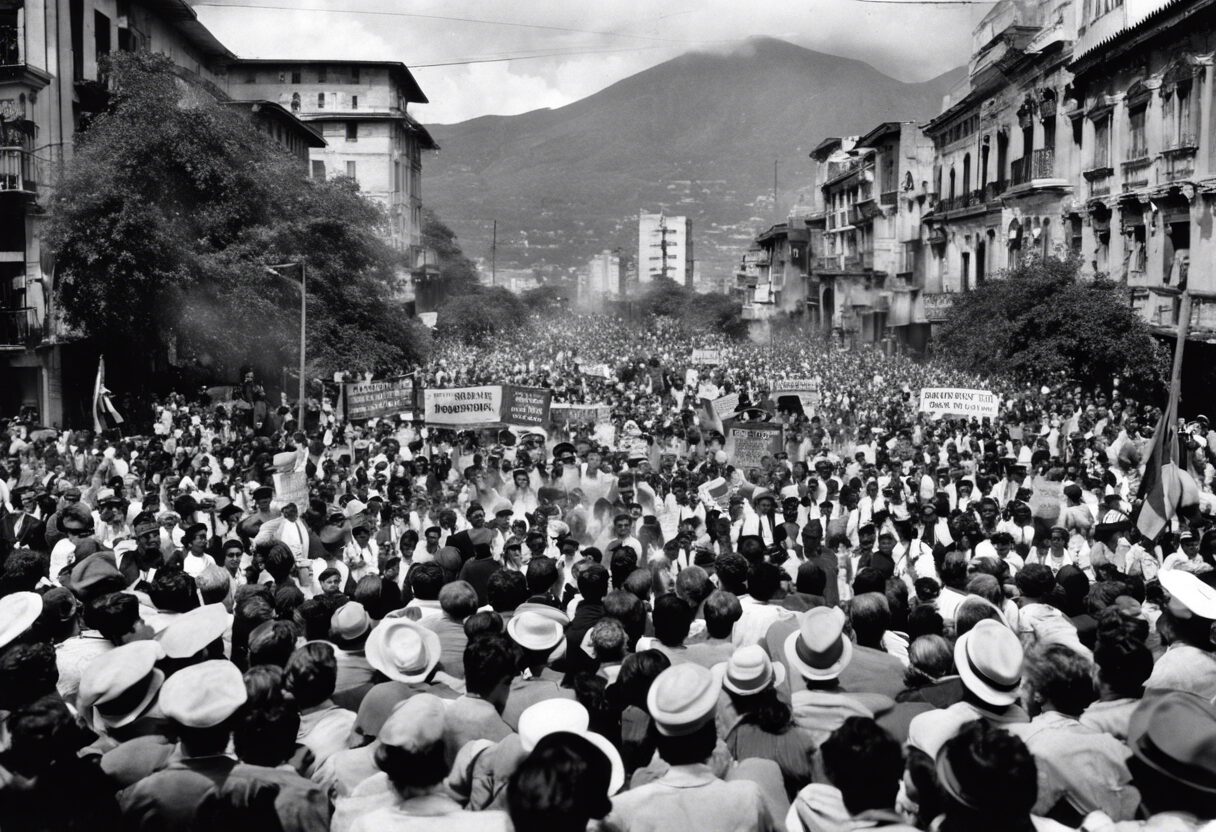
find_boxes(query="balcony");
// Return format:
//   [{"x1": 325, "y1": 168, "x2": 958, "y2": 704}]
[
  {"x1": 843, "y1": 255, "x2": 862, "y2": 271},
  {"x1": 880, "y1": 190, "x2": 897, "y2": 206},
  {"x1": 0, "y1": 21, "x2": 51, "y2": 88},
  {"x1": 939, "y1": 189, "x2": 984, "y2": 213},
  {"x1": 813, "y1": 255, "x2": 838, "y2": 271},
  {"x1": 1162, "y1": 134, "x2": 1198, "y2": 182},
  {"x1": 984, "y1": 180, "x2": 1007, "y2": 203},
  {"x1": 0, "y1": 147, "x2": 38, "y2": 195},
  {"x1": 0, "y1": 308, "x2": 41, "y2": 348},
  {"x1": 1121, "y1": 155, "x2": 1152, "y2": 192}
]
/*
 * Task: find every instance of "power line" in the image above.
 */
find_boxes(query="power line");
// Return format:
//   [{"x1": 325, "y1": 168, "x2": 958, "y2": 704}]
[
  {"x1": 845, "y1": 0, "x2": 993, "y2": 4},
  {"x1": 412, "y1": 44, "x2": 674, "y2": 69},
  {"x1": 193, "y1": 2, "x2": 724, "y2": 44}
]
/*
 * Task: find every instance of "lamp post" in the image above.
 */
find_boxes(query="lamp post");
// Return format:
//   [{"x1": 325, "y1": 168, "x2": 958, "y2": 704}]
[{"x1": 266, "y1": 262, "x2": 306, "y2": 431}]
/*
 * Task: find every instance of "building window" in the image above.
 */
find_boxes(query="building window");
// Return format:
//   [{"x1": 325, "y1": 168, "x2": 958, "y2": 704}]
[
  {"x1": 94, "y1": 10, "x2": 112, "y2": 64},
  {"x1": 291, "y1": 69, "x2": 301, "y2": 84},
  {"x1": 311, "y1": 160, "x2": 325, "y2": 179},
  {"x1": 346, "y1": 161, "x2": 357, "y2": 179},
  {"x1": 346, "y1": 122, "x2": 358, "y2": 142},
  {"x1": 1093, "y1": 115, "x2": 1111, "y2": 168},
  {"x1": 317, "y1": 64, "x2": 327, "y2": 83},
  {"x1": 317, "y1": 93, "x2": 325, "y2": 109},
  {"x1": 351, "y1": 95, "x2": 359, "y2": 110},
  {"x1": 1127, "y1": 105, "x2": 1147, "y2": 159},
  {"x1": 351, "y1": 65, "x2": 360, "y2": 83}
]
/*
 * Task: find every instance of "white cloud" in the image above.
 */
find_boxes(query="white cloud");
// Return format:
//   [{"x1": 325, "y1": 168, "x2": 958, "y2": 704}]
[{"x1": 194, "y1": 0, "x2": 989, "y2": 124}]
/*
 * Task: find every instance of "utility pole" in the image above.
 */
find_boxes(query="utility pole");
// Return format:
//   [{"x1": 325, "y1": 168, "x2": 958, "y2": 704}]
[
  {"x1": 650, "y1": 213, "x2": 677, "y2": 282},
  {"x1": 491, "y1": 220, "x2": 497, "y2": 287},
  {"x1": 266, "y1": 262, "x2": 306, "y2": 431},
  {"x1": 774, "y1": 159, "x2": 779, "y2": 218}
]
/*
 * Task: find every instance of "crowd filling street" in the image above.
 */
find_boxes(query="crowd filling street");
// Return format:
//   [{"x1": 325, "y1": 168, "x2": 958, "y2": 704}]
[{"x1": 3, "y1": 312, "x2": 1216, "y2": 831}]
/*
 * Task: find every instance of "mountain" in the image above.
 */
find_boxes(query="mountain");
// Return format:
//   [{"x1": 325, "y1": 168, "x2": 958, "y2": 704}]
[{"x1": 422, "y1": 37, "x2": 964, "y2": 287}]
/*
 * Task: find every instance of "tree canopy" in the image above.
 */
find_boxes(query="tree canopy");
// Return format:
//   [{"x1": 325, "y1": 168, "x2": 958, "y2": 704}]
[
  {"x1": 435, "y1": 286, "x2": 527, "y2": 344},
  {"x1": 638, "y1": 277, "x2": 748, "y2": 339},
  {"x1": 47, "y1": 51, "x2": 430, "y2": 383},
  {"x1": 935, "y1": 254, "x2": 1167, "y2": 397}
]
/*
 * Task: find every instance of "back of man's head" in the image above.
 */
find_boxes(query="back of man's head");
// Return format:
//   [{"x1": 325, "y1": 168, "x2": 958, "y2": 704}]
[
  {"x1": 714, "y1": 553, "x2": 749, "y2": 595},
  {"x1": 577, "y1": 563, "x2": 610, "y2": 603},
  {"x1": 703, "y1": 590, "x2": 742, "y2": 640},
  {"x1": 525, "y1": 556, "x2": 559, "y2": 597},
  {"x1": 603, "y1": 590, "x2": 645, "y2": 647},
  {"x1": 463, "y1": 632, "x2": 518, "y2": 697},
  {"x1": 439, "y1": 580, "x2": 480, "y2": 621},
  {"x1": 675, "y1": 566, "x2": 713, "y2": 608}
]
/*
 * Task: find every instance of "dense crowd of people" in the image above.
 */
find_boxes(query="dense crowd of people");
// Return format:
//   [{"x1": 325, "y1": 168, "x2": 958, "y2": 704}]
[{"x1": 2, "y1": 311, "x2": 1216, "y2": 831}]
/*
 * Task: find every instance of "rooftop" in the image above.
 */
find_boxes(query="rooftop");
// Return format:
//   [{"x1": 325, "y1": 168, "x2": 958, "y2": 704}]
[{"x1": 226, "y1": 58, "x2": 429, "y2": 103}]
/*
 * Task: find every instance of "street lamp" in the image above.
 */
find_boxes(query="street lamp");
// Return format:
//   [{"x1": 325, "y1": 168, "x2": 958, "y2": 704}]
[{"x1": 265, "y1": 262, "x2": 307, "y2": 431}]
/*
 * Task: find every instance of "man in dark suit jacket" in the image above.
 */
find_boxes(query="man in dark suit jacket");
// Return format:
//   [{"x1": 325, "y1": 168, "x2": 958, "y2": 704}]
[{"x1": 1, "y1": 487, "x2": 48, "y2": 560}]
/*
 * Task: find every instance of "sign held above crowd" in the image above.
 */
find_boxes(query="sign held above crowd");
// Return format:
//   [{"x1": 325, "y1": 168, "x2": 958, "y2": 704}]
[
  {"x1": 344, "y1": 375, "x2": 416, "y2": 421},
  {"x1": 919, "y1": 387, "x2": 999, "y2": 419},
  {"x1": 423, "y1": 385, "x2": 551, "y2": 428},
  {"x1": 692, "y1": 348, "x2": 721, "y2": 365}
]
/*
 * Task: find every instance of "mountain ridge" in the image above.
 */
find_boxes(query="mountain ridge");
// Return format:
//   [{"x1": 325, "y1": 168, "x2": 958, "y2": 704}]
[{"x1": 422, "y1": 37, "x2": 964, "y2": 286}]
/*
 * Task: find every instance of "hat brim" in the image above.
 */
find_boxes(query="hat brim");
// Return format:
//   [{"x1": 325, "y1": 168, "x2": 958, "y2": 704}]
[
  {"x1": 506, "y1": 616, "x2": 565, "y2": 653},
  {"x1": 720, "y1": 661, "x2": 786, "y2": 696},
  {"x1": 366, "y1": 620, "x2": 441, "y2": 684},
  {"x1": 647, "y1": 673, "x2": 722, "y2": 737},
  {"x1": 93, "y1": 669, "x2": 165, "y2": 732},
  {"x1": 784, "y1": 629, "x2": 852, "y2": 682},
  {"x1": 954, "y1": 634, "x2": 1019, "y2": 707}
]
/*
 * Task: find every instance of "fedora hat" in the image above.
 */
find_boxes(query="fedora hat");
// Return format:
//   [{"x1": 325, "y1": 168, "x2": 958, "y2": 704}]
[
  {"x1": 0, "y1": 592, "x2": 42, "y2": 651},
  {"x1": 718, "y1": 645, "x2": 785, "y2": 696},
  {"x1": 365, "y1": 618, "x2": 440, "y2": 684},
  {"x1": 784, "y1": 606, "x2": 853, "y2": 682},
  {"x1": 954, "y1": 618, "x2": 1023, "y2": 707},
  {"x1": 518, "y1": 699, "x2": 589, "y2": 752},
  {"x1": 1127, "y1": 691, "x2": 1216, "y2": 796},
  {"x1": 507, "y1": 610, "x2": 565, "y2": 653},
  {"x1": 1159, "y1": 568, "x2": 1216, "y2": 620},
  {"x1": 647, "y1": 663, "x2": 721, "y2": 736},
  {"x1": 330, "y1": 601, "x2": 372, "y2": 643},
  {"x1": 159, "y1": 659, "x2": 247, "y2": 729},
  {"x1": 78, "y1": 640, "x2": 166, "y2": 732},
  {"x1": 157, "y1": 603, "x2": 231, "y2": 659}
]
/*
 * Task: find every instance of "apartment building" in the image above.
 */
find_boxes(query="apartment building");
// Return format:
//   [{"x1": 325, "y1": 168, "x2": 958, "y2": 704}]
[
  {"x1": 1067, "y1": 0, "x2": 1216, "y2": 335},
  {"x1": 638, "y1": 212, "x2": 693, "y2": 287},
  {"x1": 0, "y1": 0, "x2": 241, "y2": 421},
  {"x1": 226, "y1": 59, "x2": 438, "y2": 265}
]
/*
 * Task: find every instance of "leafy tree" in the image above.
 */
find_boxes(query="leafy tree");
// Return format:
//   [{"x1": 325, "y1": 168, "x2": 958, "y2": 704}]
[
  {"x1": 435, "y1": 285, "x2": 526, "y2": 344},
  {"x1": 636, "y1": 276, "x2": 748, "y2": 339},
  {"x1": 46, "y1": 51, "x2": 428, "y2": 384},
  {"x1": 421, "y1": 208, "x2": 481, "y2": 300},
  {"x1": 936, "y1": 254, "x2": 1166, "y2": 397},
  {"x1": 520, "y1": 283, "x2": 572, "y2": 309}
]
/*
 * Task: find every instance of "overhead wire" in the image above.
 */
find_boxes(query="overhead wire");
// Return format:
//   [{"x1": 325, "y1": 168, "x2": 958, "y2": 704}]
[{"x1": 192, "y1": 2, "x2": 729, "y2": 45}]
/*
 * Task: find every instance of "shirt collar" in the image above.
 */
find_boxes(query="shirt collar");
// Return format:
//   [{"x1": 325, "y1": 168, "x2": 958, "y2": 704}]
[{"x1": 658, "y1": 763, "x2": 718, "y2": 788}]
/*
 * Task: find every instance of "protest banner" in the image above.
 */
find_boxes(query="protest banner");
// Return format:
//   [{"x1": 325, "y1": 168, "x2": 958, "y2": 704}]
[
  {"x1": 502, "y1": 385, "x2": 552, "y2": 427},
  {"x1": 725, "y1": 424, "x2": 784, "y2": 468},
  {"x1": 697, "y1": 477, "x2": 732, "y2": 511},
  {"x1": 773, "y1": 377, "x2": 822, "y2": 410},
  {"x1": 345, "y1": 375, "x2": 416, "y2": 421},
  {"x1": 712, "y1": 392, "x2": 740, "y2": 419},
  {"x1": 618, "y1": 434, "x2": 650, "y2": 460},
  {"x1": 1029, "y1": 475, "x2": 1065, "y2": 522},
  {"x1": 424, "y1": 386, "x2": 504, "y2": 428},
  {"x1": 272, "y1": 471, "x2": 308, "y2": 510},
  {"x1": 550, "y1": 403, "x2": 611, "y2": 425},
  {"x1": 582, "y1": 364, "x2": 613, "y2": 379},
  {"x1": 692, "y1": 348, "x2": 722, "y2": 365},
  {"x1": 918, "y1": 388, "x2": 999, "y2": 419}
]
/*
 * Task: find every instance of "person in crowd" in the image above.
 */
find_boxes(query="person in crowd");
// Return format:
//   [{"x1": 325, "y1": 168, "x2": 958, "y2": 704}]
[{"x1": 607, "y1": 663, "x2": 775, "y2": 831}]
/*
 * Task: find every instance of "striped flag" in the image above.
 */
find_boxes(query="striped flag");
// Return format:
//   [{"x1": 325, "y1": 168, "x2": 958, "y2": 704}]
[
  {"x1": 92, "y1": 356, "x2": 124, "y2": 433},
  {"x1": 1136, "y1": 295, "x2": 1198, "y2": 540}
]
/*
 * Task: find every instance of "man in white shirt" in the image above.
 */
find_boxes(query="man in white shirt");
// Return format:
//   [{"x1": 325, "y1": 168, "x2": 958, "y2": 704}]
[{"x1": 254, "y1": 501, "x2": 312, "y2": 566}]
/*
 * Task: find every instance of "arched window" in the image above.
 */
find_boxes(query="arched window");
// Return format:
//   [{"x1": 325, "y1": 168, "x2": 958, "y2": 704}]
[
  {"x1": 949, "y1": 168, "x2": 956, "y2": 201},
  {"x1": 962, "y1": 153, "x2": 972, "y2": 196}
]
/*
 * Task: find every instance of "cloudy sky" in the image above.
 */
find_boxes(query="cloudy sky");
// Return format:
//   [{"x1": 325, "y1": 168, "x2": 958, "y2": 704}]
[{"x1": 194, "y1": 0, "x2": 990, "y2": 124}]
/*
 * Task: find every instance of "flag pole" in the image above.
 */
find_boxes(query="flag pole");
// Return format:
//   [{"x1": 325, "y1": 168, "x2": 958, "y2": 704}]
[{"x1": 1169, "y1": 291, "x2": 1191, "y2": 404}]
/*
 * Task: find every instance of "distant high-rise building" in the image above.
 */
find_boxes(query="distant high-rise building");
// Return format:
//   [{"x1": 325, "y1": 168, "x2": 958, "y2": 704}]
[
  {"x1": 587, "y1": 250, "x2": 625, "y2": 296},
  {"x1": 638, "y1": 213, "x2": 693, "y2": 287}
]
